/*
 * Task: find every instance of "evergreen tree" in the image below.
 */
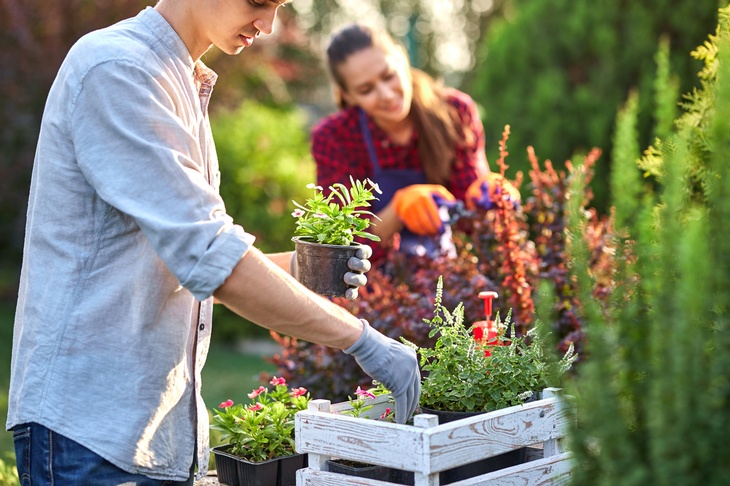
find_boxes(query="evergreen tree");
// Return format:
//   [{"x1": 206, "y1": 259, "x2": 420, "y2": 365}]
[{"x1": 569, "y1": 6, "x2": 730, "y2": 484}]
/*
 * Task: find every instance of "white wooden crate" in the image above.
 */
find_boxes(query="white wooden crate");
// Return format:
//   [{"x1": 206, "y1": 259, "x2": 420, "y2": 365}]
[{"x1": 295, "y1": 388, "x2": 575, "y2": 486}]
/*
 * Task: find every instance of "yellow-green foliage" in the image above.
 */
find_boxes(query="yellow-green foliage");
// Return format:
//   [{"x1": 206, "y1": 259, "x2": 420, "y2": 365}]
[
  {"x1": 0, "y1": 455, "x2": 19, "y2": 486},
  {"x1": 570, "y1": 6, "x2": 730, "y2": 485}
]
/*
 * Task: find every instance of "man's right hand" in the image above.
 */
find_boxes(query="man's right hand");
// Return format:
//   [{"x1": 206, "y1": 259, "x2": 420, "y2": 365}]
[{"x1": 343, "y1": 320, "x2": 421, "y2": 424}]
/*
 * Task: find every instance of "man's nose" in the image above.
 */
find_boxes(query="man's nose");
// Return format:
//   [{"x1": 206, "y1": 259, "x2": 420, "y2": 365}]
[{"x1": 253, "y1": 12, "x2": 276, "y2": 36}]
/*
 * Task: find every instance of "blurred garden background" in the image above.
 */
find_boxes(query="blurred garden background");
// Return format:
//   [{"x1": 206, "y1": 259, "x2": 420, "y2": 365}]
[{"x1": 1, "y1": 0, "x2": 729, "y2": 483}]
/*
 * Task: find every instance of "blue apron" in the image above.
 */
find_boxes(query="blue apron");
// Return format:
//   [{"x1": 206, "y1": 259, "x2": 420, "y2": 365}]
[{"x1": 358, "y1": 109, "x2": 455, "y2": 258}]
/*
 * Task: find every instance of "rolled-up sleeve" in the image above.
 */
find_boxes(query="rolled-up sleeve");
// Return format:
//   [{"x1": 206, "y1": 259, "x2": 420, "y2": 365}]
[{"x1": 71, "y1": 59, "x2": 254, "y2": 300}]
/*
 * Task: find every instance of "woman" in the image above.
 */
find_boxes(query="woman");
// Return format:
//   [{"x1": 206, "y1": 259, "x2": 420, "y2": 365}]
[{"x1": 311, "y1": 24, "x2": 516, "y2": 266}]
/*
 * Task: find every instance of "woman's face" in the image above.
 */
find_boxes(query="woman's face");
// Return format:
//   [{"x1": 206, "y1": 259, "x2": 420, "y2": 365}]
[{"x1": 337, "y1": 45, "x2": 413, "y2": 127}]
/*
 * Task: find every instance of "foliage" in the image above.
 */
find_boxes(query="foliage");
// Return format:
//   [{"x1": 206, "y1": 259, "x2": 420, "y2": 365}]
[
  {"x1": 569, "y1": 7, "x2": 730, "y2": 484},
  {"x1": 404, "y1": 276, "x2": 576, "y2": 413},
  {"x1": 291, "y1": 177, "x2": 381, "y2": 246},
  {"x1": 0, "y1": 454, "x2": 19, "y2": 486},
  {"x1": 266, "y1": 126, "x2": 626, "y2": 401},
  {"x1": 340, "y1": 382, "x2": 395, "y2": 422},
  {"x1": 213, "y1": 100, "x2": 315, "y2": 253},
  {"x1": 210, "y1": 377, "x2": 310, "y2": 462},
  {"x1": 469, "y1": 0, "x2": 718, "y2": 211}
]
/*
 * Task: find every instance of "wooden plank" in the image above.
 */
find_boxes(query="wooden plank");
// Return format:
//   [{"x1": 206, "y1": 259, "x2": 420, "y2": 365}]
[
  {"x1": 425, "y1": 399, "x2": 574, "y2": 472},
  {"x1": 297, "y1": 468, "x2": 399, "y2": 486},
  {"x1": 446, "y1": 453, "x2": 574, "y2": 486},
  {"x1": 296, "y1": 411, "x2": 426, "y2": 471}
]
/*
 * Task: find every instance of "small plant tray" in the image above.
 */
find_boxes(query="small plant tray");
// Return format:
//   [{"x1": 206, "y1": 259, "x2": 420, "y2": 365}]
[{"x1": 295, "y1": 388, "x2": 575, "y2": 485}]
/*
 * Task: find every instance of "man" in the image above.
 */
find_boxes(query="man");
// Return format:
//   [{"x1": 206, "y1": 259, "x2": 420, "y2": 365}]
[{"x1": 6, "y1": 0, "x2": 421, "y2": 483}]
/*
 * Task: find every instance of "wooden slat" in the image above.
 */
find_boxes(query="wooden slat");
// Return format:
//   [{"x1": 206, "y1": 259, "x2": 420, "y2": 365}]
[
  {"x1": 446, "y1": 452, "x2": 574, "y2": 486},
  {"x1": 425, "y1": 399, "x2": 574, "y2": 472},
  {"x1": 296, "y1": 411, "x2": 426, "y2": 470},
  {"x1": 296, "y1": 468, "x2": 401, "y2": 486}
]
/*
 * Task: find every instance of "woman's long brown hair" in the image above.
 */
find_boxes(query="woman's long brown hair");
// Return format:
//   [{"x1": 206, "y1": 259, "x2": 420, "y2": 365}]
[{"x1": 326, "y1": 24, "x2": 474, "y2": 185}]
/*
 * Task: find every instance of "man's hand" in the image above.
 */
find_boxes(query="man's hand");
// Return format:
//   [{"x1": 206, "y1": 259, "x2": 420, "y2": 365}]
[
  {"x1": 392, "y1": 184, "x2": 456, "y2": 236},
  {"x1": 343, "y1": 245, "x2": 371, "y2": 300},
  {"x1": 290, "y1": 245, "x2": 372, "y2": 300},
  {"x1": 343, "y1": 320, "x2": 421, "y2": 424},
  {"x1": 465, "y1": 173, "x2": 521, "y2": 210}
]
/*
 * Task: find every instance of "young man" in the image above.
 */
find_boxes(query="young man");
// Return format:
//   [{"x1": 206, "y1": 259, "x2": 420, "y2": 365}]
[{"x1": 6, "y1": 0, "x2": 421, "y2": 483}]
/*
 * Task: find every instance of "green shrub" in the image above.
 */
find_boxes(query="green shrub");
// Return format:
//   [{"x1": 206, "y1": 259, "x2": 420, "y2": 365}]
[
  {"x1": 211, "y1": 100, "x2": 315, "y2": 342},
  {"x1": 569, "y1": 6, "x2": 730, "y2": 484},
  {"x1": 469, "y1": 0, "x2": 718, "y2": 210},
  {"x1": 0, "y1": 454, "x2": 19, "y2": 486}
]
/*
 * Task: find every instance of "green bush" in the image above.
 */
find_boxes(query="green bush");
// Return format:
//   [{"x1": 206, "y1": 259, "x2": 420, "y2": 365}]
[
  {"x1": 211, "y1": 100, "x2": 315, "y2": 342},
  {"x1": 569, "y1": 6, "x2": 730, "y2": 484},
  {"x1": 468, "y1": 0, "x2": 718, "y2": 210},
  {"x1": 0, "y1": 454, "x2": 18, "y2": 486}
]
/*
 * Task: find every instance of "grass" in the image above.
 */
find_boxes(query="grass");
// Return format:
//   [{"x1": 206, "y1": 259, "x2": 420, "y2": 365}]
[{"x1": 0, "y1": 296, "x2": 277, "y2": 468}]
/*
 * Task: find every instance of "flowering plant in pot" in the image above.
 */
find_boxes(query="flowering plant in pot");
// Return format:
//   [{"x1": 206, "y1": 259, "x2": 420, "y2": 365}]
[
  {"x1": 210, "y1": 377, "x2": 311, "y2": 486},
  {"x1": 291, "y1": 177, "x2": 381, "y2": 297},
  {"x1": 403, "y1": 276, "x2": 577, "y2": 482}
]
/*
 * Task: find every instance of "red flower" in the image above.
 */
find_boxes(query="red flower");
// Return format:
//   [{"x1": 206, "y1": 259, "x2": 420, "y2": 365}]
[
  {"x1": 248, "y1": 403, "x2": 263, "y2": 411},
  {"x1": 219, "y1": 399, "x2": 234, "y2": 409},
  {"x1": 290, "y1": 387, "x2": 307, "y2": 397},
  {"x1": 380, "y1": 408, "x2": 392, "y2": 420},
  {"x1": 269, "y1": 376, "x2": 287, "y2": 387},
  {"x1": 248, "y1": 386, "x2": 266, "y2": 399}
]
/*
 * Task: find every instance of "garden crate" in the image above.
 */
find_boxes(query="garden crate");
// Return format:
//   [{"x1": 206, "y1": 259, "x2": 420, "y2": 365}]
[{"x1": 295, "y1": 388, "x2": 575, "y2": 485}]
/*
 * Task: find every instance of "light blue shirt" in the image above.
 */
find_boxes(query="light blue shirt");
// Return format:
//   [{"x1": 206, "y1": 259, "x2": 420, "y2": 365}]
[{"x1": 6, "y1": 7, "x2": 254, "y2": 481}]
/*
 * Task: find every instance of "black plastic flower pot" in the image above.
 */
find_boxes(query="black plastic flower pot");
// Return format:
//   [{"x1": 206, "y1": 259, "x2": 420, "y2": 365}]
[
  {"x1": 236, "y1": 456, "x2": 279, "y2": 486},
  {"x1": 326, "y1": 459, "x2": 392, "y2": 482},
  {"x1": 292, "y1": 237, "x2": 363, "y2": 297},
  {"x1": 277, "y1": 452, "x2": 308, "y2": 486},
  {"x1": 212, "y1": 445, "x2": 241, "y2": 486},
  {"x1": 212, "y1": 445, "x2": 307, "y2": 486},
  {"x1": 419, "y1": 407, "x2": 528, "y2": 485}
]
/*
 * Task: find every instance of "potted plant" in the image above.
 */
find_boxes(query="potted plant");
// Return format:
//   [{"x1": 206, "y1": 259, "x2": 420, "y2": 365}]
[
  {"x1": 210, "y1": 377, "x2": 311, "y2": 486},
  {"x1": 404, "y1": 276, "x2": 577, "y2": 483},
  {"x1": 291, "y1": 177, "x2": 381, "y2": 297}
]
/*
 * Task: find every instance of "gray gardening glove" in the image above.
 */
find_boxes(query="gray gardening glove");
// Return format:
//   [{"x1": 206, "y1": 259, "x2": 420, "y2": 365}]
[
  {"x1": 344, "y1": 319, "x2": 421, "y2": 424},
  {"x1": 290, "y1": 245, "x2": 372, "y2": 301}
]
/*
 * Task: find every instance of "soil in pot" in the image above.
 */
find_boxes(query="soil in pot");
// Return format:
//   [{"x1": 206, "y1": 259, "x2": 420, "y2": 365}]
[{"x1": 292, "y1": 237, "x2": 363, "y2": 297}]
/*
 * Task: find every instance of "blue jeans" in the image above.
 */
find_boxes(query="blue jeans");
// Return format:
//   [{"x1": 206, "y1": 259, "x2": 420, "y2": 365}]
[{"x1": 12, "y1": 423, "x2": 194, "y2": 485}]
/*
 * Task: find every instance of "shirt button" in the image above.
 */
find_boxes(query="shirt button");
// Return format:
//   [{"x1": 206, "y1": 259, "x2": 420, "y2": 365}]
[{"x1": 199, "y1": 323, "x2": 205, "y2": 331}]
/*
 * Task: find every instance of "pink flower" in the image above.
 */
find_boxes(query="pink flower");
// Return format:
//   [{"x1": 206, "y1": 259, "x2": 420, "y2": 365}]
[
  {"x1": 248, "y1": 386, "x2": 266, "y2": 399},
  {"x1": 380, "y1": 408, "x2": 392, "y2": 420},
  {"x1": 291, "y1": 209, "x2": 305, "y2": 218},
  {"x1": 219, "y1": 399, "x2": 234, "y2": 409},
  {"x1": 355, "y1": 386, "x2": 376, "y2": 400},
  {"x1": 290, "y1": 387, "x2": 307, "y2": 397},
  {"x1": 270, "y1": 376, "x2": 287, "y2": 387},
  {"x1": 248, "y1": 403, "x2": 263, "y2": 411}
]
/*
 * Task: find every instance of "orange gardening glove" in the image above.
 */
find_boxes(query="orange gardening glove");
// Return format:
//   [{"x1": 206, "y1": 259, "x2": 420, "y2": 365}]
[
  {"x1": 465, "y1": 173, "x2": 521, "y2": 210},
  {"x1": 392, "y1": 184, "x2": 456, "y2": 236}
]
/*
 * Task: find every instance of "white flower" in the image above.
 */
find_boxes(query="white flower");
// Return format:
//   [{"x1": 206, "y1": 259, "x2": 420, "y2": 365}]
[
  {"x1": 367, "y1": 179, "x2": 382, "y2": 195},
  {"x1": 291, "y1": 209, "x2": 305, "y2": 218},
  {"x1": 313, "y1": 213, "x2": 328, "y2": 219},
  {"x1": 306, "y1": 183, "x2": 323, "y2": 191}
]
